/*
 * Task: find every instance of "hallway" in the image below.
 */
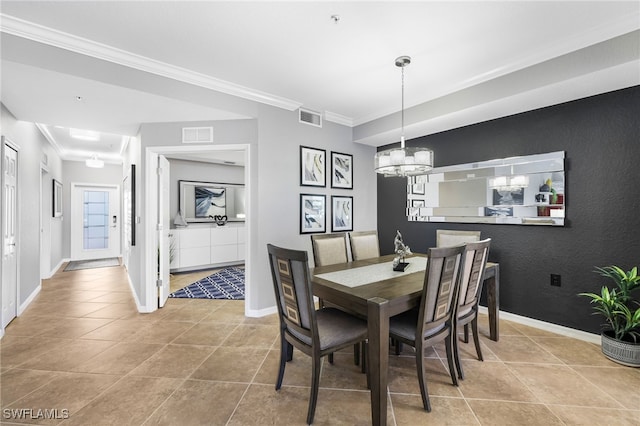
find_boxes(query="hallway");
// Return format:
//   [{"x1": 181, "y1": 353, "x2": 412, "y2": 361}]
[{"x1": 1, "y1": 264, "x2": 639, "y2": 425}]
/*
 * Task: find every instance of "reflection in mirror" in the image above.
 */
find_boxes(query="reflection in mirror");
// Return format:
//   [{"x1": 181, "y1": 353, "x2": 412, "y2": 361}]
[
  {"x1": 180, "y1": 180, "x2": 245, "y2": 223},
  {"x1": 407, "y1": 151, "x2": 565, "y2": 226}
]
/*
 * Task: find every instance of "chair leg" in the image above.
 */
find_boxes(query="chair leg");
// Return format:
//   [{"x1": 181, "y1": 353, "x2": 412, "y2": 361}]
[
  {"x1": 361, "y1": 341, "x2": 367, "y2": 374},
  {"x1": 354, "y1": 343, "x2": 360, "y2": 366},
  {"x1": 307, "y1": 355, "x2": 322, "y2": 425},
  {"x1": 276, "y1": 336, "x2": 291, "y2": 390},
  {"x1": 463, "y1": 323, "x2": 470, "y2": 343},
  {"x1": 445, "y1": 333, "x2": 459, "y2": 386},
  {"x1": 471, "y1": 317, "x2": 484, "y2": 361},
  {"x1": 328, "y1": 353, "x2": 334, "y2": 364},
  {"x1": 452, "y1": 327, "x2": 464, "y2": 380},
  {"x1": 415, "y1": 341, "x2": 432, "y2": 412},
  {"x1": 394, "y1": 339, "x2": 403, "y2": 355}
]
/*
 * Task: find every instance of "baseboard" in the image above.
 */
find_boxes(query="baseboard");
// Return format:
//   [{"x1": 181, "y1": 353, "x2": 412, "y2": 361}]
[
  {"x1": 18, "y1": 283, "x2": 42, "y2": 316},
  {"x1": 478, "y1": 306, "x2": 600, "y2": 345},
  {"x1": 126, "y1": 272, "x2": 155, "y2": 314},
  {"x1": 246, "y1": 304, "x2": 277, "y2": 318},
  {"x1": 44, "y1": 258, "x2": 67, "y2": 279}
]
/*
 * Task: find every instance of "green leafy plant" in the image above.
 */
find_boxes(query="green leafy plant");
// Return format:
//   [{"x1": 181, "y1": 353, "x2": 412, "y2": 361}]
[{"x1": 580, "y1": 266, "x2": 640, "y2": 342}]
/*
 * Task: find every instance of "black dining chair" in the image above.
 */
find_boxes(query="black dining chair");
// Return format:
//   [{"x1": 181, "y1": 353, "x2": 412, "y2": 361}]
[
  {"x1": 389, "y1": 244, "x2": 466, "y2": 412},
  {"x1": 267, "y1": 244, "x2": 368, "y2": 424},
  {"x1": 453, "y1": 238, "x2": 491, "y2": 380}
]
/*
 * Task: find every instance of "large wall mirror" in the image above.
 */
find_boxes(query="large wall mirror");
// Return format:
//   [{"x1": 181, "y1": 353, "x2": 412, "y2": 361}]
[
  {"x1": 179, "y1": 180, "x2": 246, "y2": 223},
  {"x1": 407, "y1": 151, "x2": 565, "y2": 226}
]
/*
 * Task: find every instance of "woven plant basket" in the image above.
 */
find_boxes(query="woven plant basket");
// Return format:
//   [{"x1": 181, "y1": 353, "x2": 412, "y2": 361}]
[{"x1": 601, "y1": 331, "x2": 640, "y2": 367}]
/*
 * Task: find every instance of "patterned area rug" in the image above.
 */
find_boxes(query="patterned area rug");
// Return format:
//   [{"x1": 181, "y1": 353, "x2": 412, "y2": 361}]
[
  {"x1": 64, "y1": 258, "x2": 121, "y2": 271},
  {"x1": 169, "y1": 267, "x2": 245, "y2": 300}
]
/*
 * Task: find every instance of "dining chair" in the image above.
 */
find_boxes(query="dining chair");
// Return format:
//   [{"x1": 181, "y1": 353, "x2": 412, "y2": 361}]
[
  {"x1": 310, "y1": 233, "x2": 349, "y2": 267},
  {"x1": 453, "y1": 238, "x2": 491, "y2": 380},
  {"x1": 389, "y1": 244, "x2": 466, "y2": 412},
  {"x1": 349, "y1": 230, "x2": 380, "y2": 261},
  {"x1": 267, "y1": 244, "x2": 368, "y2": 424},
  {"x1": 436, "y1": 229, "x2": 481, "y2": 248},
  {"x1": 310, "y1": 232, "x2": 362, "y2": 366}
]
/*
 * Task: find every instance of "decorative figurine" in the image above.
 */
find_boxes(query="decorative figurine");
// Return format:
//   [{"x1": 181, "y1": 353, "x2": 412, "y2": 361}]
[{"x1": 393, "y1": 230, "x2": 412, "y2": 271}]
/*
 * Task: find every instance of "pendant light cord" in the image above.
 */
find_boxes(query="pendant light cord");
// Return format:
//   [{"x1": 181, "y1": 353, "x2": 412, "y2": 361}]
[{"x1": 400, "y1": 64, "x2": 405, "y2": 148}]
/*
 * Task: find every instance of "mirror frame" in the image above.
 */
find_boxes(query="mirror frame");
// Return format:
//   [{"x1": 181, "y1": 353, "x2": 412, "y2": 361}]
[
  {"x1": 179, "y1": 180, "x2": 245, "y2": 223},
  {"x1": 406, "y1": 151, "x2": 565, "y2": 226}
]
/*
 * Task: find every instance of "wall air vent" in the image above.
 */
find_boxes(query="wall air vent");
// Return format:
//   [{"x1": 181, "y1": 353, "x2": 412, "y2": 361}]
[
  {"x1": 182, "y1": 127, "x2": 213, "y2": 143},
  {"x1": 299, "y1": 108, "x2": 322, "y2": 128}
]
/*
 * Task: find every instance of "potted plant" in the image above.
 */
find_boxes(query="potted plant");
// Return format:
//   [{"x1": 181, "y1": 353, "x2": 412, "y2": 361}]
[{"x1": 580, "y1": 265, "x2": 640, "y2": 367}]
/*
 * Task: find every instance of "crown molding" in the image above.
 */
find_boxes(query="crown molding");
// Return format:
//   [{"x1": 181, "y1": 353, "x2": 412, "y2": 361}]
[
  {"x1": 0, "y1": 14, "x2": 303, "y2": 111},
  {"x1": 35, "y1": 123, "x2": 63, "y2": 156},
  {"x1": 324, "y1": 111, "x2": 353, "y2": 127}
]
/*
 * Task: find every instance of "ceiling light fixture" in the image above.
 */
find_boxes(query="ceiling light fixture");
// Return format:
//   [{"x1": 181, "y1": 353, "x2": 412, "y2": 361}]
[
  {"x1": 70, "y1": 128, "x2": 100, "y2": 141},
  {"x1": 374, "y1": 56, "x2": 433, "y2": 177},
  {"x1": 85, "y1": 154, "x2": 104, "y2": 168}
]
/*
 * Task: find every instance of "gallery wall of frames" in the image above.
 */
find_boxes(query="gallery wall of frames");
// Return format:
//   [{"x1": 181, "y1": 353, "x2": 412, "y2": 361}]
[{"x1": 299, "y1": 145, "x2": 353, "y2": 234}]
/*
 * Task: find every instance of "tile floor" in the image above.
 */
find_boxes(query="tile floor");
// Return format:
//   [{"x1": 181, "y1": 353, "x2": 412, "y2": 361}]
[{"x1": 1, "y1": 264, "x2": 640, "y2": 425}]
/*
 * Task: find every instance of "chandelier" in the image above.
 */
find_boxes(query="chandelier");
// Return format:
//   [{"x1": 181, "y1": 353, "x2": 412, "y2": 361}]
[{"x1": 374, "y1": 56, "x2": 433, "y2": 177}]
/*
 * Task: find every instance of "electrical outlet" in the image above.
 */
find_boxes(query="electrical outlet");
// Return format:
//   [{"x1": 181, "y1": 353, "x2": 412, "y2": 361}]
[{"x1": 550, "y1": 274, "x2": 561, "y2": 287}]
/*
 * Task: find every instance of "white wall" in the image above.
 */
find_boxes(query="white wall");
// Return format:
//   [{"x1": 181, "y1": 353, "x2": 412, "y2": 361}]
[
  {"x1": 167, "y1": 158, "x2": 244, "y2": 221},
  {"x1": 60, "y1": 161, "x2": 124, "y2": 259},
  {"x1": 1, "y1": 103, "x2": 63, "y2": 311}
]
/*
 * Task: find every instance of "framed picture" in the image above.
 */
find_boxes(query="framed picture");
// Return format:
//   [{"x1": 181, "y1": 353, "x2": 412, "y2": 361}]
[
  {"x1": 331, "y1": 195, "x2": 353, "y2": 232},
  {"x1": 331, "y1": 151, "x2": 353, "y2": 189},
  {"x1": 300, "y1": 194, "x2": 326, "y2": 234},
  {"x1": 52, "y1": 179, "x2": 63, "y2": 217},
  {"x1": 300, "y1": 146, "x2": 326, "y2": 187}
]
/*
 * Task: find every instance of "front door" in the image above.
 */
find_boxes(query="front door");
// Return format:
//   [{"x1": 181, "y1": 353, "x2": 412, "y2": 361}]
[
  {"x1": 70, "y1": 184, "x2": 120, "y2": 260},
  {"x1": 2, "y1": 139, "x2": 18, "y2": 328}
]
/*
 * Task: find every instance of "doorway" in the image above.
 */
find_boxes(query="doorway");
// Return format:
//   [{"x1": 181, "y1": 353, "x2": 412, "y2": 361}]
[
  {"x1": 70, "y1": 184, "x2": 121, "y2": 261},
  {"x1": 145, "y1": 144, "x2": 251, "y2": 315},
  {"x1": 2, "y1": 138, "x2": 19, "y2": 329}
]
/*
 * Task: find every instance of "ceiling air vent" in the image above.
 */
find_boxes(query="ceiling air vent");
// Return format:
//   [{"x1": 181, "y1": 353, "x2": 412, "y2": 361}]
[
  {"x1": 299, "y1": 108, "x2": 322, "y2": 128},
  {"x1": 182, "y1": 126, "x2": 213, "y2": 144}
]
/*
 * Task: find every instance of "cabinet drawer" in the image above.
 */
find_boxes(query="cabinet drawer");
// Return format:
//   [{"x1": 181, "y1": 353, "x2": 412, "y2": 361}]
[
  {"x1": 211, "y1": 244, "x2": 239, "y2": 264},
  {"x1": 179, "y1": 228, "x2": 210, "y2": 248},
  {"x1": 180, "y1": 247, "x2": 211, "y2": 268},
  {"x1": 211, "y1": 227, "x2": 237, "y2": 246}
]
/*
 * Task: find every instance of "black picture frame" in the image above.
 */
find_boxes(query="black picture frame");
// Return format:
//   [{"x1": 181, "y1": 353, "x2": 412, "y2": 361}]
[
  {"x1": 300, "y1": 146, "x2": 326, "y2": 187},
  {"x1": 300, "y1": 193, "x2": 326, "y2": 234},
  {"x1": 331, "y1": 195, "x2": 353, "y2": 232},
  {"x1": 52, "y1": 179, "x2": 63, "y2": 218},
  {"x1": 130, "y1": 164, "x2": 136, "y2": 246},
  {"x1": 330, "y1": 151, "x2": 353, "y2": 189}
]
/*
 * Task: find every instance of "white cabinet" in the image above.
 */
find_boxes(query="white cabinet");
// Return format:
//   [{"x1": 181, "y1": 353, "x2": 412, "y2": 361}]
[{"x1": 171, "y1": 224, "x2": 245, "y2": 271}]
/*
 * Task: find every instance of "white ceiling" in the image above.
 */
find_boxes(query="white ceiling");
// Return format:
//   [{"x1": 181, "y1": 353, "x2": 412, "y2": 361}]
[{"x1": 1, "y1": 1, "x2": 639, "y2": 164}]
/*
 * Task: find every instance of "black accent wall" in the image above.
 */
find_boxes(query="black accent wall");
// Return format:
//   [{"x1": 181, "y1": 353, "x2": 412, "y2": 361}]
[{"x1": 377, "y1": 86, "x2": 640, "y2": 334}]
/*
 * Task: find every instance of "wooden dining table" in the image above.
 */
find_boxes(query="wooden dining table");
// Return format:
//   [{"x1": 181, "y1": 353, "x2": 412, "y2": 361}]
[{"x1": 311, "y1": 254, "x2": 500, "y2": 426}]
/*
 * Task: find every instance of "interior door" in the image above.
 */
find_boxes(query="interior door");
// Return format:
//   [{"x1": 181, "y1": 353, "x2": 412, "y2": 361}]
[
  {"x1": 157, "y1": 155, "x2": 171, "y2": 307},
  {"x1": 71, "y1": 185, "x2": 121, "y2": 260},
  {"x1": 2, "y1": 140, "x2": 18, "y2": 329}
]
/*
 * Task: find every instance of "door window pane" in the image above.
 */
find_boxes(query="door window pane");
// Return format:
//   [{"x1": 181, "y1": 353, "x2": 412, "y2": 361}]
[{"x1": 83, "y1": 190, "x2": 109, "y2": 250}]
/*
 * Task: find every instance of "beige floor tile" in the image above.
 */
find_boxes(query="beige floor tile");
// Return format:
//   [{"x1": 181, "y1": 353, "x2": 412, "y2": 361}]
[
  {"x1": 130, "y1": 344, "x2": 215, "y2": 378},
  {"x1": 531, "y1": 335, "x2": 611, "y2": 366},
  {"x1": 2, "y1": 372, "x2": 121, "y2": 425},
  {"x1": 191, "y1": 346, "x2": 269, "y2": 382},
  {"x1": 387, "y1": 355, "x2": 461, "y2": 398},
  {"x1": 220, "y1": 323, "x2": 279, "y2": 349},
  {"x1": 547, "y1": 405, "x2": 640, "y2": 425},
  {"x1": 0, "y1": 369, "x2": 59, "y2": 407},
  {"x1": 82, "y1": 303, "x2": 141, "y2": 319},
  {"x1": 64, "y1": 376, "x2": 181, "y2": 426},
  {"x1": 457, "y1": 361, "x2": 539, "y2": 402},
  {"x1": 392, "y1": 394, "x2": 478, "y2": 425},
  {"x1": 253, "y1": 349, "x2": 312, "y2": 388},
  {"x1": 43, "y1": 317, "x2": 115, "y2": 339},
  {"x1": 201, "y1": 301, "x2": 246, "y2": 323},
  {"x1": 467, "y1": 400, "x2": 565, "y2": 426},
  {"x1": 143, "y1": 380, "x2": 248, "y2": 425},
  {"x1": 481, "y1": 335, "x2": 563, "y2": 363},
  {"x1": 15, "y1": 339, "x2": 116, "y2": 371},
  {"x1": 171, "y1": 322, "x2": 238, "y2": 346},
  {"x1": 0, "y1": 336, "x2": 68, "y2": 367},
  {"x1": 226, "y1": 384, "x2": 313, "y2": 426},
  {"x1": 80, "y1": 318, "x2": 150, "y2": 341},
  {"x1": 2, "y1": 316, "x2": 59, "y2": 337},
  {"x1": 124, "y1": 321, "x2": 194, "y2": 344},
  {"x1": 507, "y1": 363, "x2": 621, "y2": 408},
  {"x1": 72, "y1": 342, "x2": 164, "y2": 375},
  {"x1": 572, "y1": 365, "x2": 640, "y2": 409},
  {"x1": 313, "y1": 388, "x2": 388, "y2": 426}
]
